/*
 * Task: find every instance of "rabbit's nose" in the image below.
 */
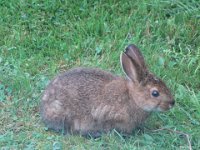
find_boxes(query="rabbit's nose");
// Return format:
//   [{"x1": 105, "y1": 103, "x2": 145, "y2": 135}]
[
  {"x1": 170, "y1": 100, "x2": 175, "y2": 106},
  {"x1": 169, "y1": 100, "x2": 175, "y2": 108}
]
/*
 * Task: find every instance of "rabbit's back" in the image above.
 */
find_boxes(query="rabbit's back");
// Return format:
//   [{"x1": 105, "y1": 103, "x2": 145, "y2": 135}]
[{"x1": 41, "y1": 67, "x2": 118, "y2": 133}]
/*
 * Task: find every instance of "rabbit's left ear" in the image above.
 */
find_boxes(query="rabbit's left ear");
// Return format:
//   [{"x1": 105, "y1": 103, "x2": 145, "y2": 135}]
[{"x1": 121, "y1": 52, "x2": 143, "y2": 83}]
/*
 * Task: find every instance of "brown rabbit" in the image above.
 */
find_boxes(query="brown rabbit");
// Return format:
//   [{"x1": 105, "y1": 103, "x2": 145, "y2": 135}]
[{"x1": 40, "y1": 44, "x2": 175, "y2": 137}]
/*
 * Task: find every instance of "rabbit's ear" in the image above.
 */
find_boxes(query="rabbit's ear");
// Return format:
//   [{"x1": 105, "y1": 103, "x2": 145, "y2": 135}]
[
  {"x1": 121, "y1": 52, "x2": 144, "y2": 83},
  {"x1": 124, "y1": 44, "x2": 147, "y2": 70}
]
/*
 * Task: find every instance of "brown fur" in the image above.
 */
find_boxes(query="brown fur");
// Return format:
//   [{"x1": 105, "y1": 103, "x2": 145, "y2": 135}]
[{"x1": 40, "y1": 44, "x2": 175, "y2": 137}]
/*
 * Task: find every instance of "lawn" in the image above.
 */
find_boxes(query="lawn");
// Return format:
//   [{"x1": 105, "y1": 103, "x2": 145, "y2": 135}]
[{"x1": 0, "y1": 0, "x2": 200, "y2": 149}]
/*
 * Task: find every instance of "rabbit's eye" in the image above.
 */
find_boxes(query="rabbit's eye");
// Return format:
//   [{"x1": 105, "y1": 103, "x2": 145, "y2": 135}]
[{"x1": 152, "y1": 90, "x2": 159, "y2": 97}]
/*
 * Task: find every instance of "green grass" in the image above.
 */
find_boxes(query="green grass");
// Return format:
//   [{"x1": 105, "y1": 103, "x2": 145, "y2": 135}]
[{"x1": 0, "y1": 0, "x2": 200, "y2": 149}]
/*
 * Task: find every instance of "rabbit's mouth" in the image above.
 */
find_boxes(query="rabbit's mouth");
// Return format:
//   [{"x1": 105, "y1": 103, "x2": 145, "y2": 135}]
[{"x1": 156, "y1": 100, "x2": 175, "y2": 111}]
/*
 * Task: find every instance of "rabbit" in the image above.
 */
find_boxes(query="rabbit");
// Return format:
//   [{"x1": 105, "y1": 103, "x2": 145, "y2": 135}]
[{"x1": 40, "y1": 44, "x2": 175, "y2": 138}]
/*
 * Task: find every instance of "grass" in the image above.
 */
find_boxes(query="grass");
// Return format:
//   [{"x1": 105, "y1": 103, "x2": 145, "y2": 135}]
[{"x1": 0, "y1": 0, "x2": 200, "y2": 149}]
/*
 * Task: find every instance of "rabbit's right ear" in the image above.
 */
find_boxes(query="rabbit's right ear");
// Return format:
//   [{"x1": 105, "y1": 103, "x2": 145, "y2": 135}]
[
  {"x1": 121, "y1": 52, "x2": 143, "y2": 83},
  {"x1": 125, "y1": 44, "x2": 147, "y2": 70}
]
